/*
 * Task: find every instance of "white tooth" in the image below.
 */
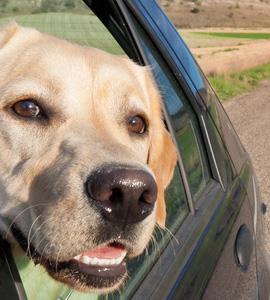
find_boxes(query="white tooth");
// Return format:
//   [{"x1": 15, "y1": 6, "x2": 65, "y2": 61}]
[
  {"x1": 79, "y1": 251, "x2": 127, "y2": 266},
  {"x1": 90, "y1": 257, "x2": 99, "y2": 265},
  {"x1": 115, "y1": 257, "x2": 121, "y2": 265},
  {"x1": 82, "y1": 255, "x2": 90, "y2": 265},
  {"x1": 99, "y1": 258, "x2": 107, "y2": 266}
]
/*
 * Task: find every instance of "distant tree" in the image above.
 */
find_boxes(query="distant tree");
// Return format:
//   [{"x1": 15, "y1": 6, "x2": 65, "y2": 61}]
[
  {"x1": 64, "y1": 0, "x2": 75, "y2": 9},
  {"x1": 0, "y1": 1, "x2": 7, "y2": 8},
  {"x1": 190, "y1": 7, "x2": 200, "y2": 13},
  {"x1": 32, "y1": 0, "x2": 58, "y2": 13}
]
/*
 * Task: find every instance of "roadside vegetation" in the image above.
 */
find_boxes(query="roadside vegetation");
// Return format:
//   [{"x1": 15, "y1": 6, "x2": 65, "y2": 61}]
[
  {"x1": 0, "y1": 0, "x2": 88, "y2": 16},
  {"x1": 0, "y1": 12, "x2": 124, "y2": 55},
  {"x1": 209, "y1": 63, "x2": 270, "y2": 101},
  {"x1": 181, "y1": 30, "x2": 270, "y2": 101},
  {"x1": 193, "y1": 32, "x2": 270, "y2": 40}
]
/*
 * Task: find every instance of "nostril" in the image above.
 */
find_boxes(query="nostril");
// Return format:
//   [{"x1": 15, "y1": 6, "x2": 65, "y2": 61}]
[
  {"x1": 139, "y1": 190, "x2": 156, "y2": 205},
  {"x1": 109, "y1": 188, "x2": 123, "y2": 203},
  {"x1": 87, "y1": 182, "x2": 112, "y2": 202}
]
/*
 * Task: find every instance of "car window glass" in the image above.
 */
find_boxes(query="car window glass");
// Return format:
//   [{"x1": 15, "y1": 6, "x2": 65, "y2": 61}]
[
  {"x1": 0, "y1": 0, "x2": 124, "y2": 55},
  {"x1": 137, "y1": 1, "x2": 207, "y2": 93},
  {"x1": 140, "y1": 38, "x2": 210, "y2": 201},
  {"x1": 0, "y1": 1, "x2": 189, "y2": 300}
]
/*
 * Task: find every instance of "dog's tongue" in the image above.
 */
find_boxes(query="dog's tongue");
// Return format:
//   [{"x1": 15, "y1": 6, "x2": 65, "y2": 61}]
[{"x1": 82, "y1": 244, "x2": 126, "y2": 259}]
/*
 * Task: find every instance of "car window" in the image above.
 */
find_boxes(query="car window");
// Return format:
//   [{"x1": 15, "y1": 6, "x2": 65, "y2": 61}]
[
  {"x1": 140, "y1": 39, "x2": 211, "y2": 202},
  {"x1": 0, "y1": 0, "x2": 124, "y2": 55}
]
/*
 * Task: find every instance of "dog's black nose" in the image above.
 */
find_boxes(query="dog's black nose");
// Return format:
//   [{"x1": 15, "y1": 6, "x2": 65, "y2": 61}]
[{"x1": 86, "y1": 166, "x2": 157, "y2": 225}]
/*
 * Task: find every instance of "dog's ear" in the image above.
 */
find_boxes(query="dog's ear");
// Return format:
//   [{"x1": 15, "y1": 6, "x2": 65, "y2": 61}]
[
  {"x1": 149, "y1": 126, "x2": 177, "y2": 228},
  {"x1": 122, "y1": 59, "x2": 178, "y2": 227},
  {"x1": 0, "y1": 22, "x2": 19, "y2": 49},
  {"x1": 144, "y1": 70, "x2": 178, "y2": 228}
]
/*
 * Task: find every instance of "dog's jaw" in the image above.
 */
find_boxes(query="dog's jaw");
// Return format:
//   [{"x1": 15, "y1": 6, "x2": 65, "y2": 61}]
[
  {"x1": 45, "y1": 243, "x2": 128, "y2": 293},
  {"x1": 11, "y1": 223, "x2": 149, "y2": 293}
]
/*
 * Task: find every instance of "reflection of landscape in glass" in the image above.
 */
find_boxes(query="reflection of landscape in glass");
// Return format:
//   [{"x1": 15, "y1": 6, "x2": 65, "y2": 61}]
[
  {"x1": 176, "y1": 120, "x2": 206, "y2": 199},
  {"x1": 0, "y1": 0, "x2": 124, "y2": 55},
  {"x1": 153, "y1": 47, "x2": 210, "y2": 202},
  {"x1": 170, "y1": 103, "x2": 209, "y2": 201},
  {"x1": 165, "y1": 167, "x2": 188, "y2": 231}
]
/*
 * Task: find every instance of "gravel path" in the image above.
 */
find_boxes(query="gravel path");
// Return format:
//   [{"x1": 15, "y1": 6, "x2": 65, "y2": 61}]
[{"x1": 223, "y1": 80, "x2": 270, "y2": 251}]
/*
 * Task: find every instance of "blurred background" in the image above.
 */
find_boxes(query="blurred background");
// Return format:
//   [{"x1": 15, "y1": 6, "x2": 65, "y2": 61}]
[
  {"x1": 160, "y1": 0, "x2": 270, "y2": 101},
  {"x1": 1, "y1": 0, "x2": 270, "y2": 101}
]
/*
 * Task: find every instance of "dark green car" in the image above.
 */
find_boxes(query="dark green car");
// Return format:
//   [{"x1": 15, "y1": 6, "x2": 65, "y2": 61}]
[{"x1": 0, "y1": 0, "x2": 269, "y2": 299}]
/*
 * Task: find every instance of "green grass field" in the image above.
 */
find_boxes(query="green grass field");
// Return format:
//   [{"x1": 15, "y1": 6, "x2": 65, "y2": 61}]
[
  {"x1": 193, "y1": 32, "x2": 270, "y2": 40},
  {"x1": 1, "y1": 12, "x2": 270, "y2": 102},
  {"x1": 209, "y1": 63, "x2": 270, "y2": 101},
  {"x1": 0, "y1": 13, "x2": 124, "y2": 55}
]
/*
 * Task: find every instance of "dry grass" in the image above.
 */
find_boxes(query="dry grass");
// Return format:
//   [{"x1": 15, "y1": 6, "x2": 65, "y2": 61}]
[
  {"x1": 193, "y1": 40, "x2": 270, "y2": 76},
  {"x1": 160, "y1": 0, "x2": 270, "y2": 29},
  {"x1": 178, "y1": 28, "x2": 270, "y2": 76}
]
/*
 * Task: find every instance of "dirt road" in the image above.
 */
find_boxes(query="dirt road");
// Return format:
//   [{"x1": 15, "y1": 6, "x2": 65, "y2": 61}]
[{"x1": 223, "y1": 80, "x2": 270, "y2": 250}]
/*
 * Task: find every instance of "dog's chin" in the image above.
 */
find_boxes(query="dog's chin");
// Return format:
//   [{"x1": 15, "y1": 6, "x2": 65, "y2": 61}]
[
  {"x1": 11, "y1": 225, "x2": 129, "y2": 293},
  {"x1": 43, "y1": 244, "x2": 128, "y2": 293}
]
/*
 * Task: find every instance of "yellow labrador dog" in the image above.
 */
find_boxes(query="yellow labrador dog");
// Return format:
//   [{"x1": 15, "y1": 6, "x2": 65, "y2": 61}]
[{"x1": 0, "y1": 23, "x2": 177, "y2": 293}]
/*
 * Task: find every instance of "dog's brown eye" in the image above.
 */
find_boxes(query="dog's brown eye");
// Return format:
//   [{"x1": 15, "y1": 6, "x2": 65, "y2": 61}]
[
  {"x1": 127, "y1": 115, "x2": 147, "y2": 134},
  {"x1": 12, "y1": 100, "x2": 41, "y2": 118}
]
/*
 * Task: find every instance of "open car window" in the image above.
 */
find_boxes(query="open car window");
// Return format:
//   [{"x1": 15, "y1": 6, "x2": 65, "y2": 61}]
[{"x1": 0, "y1": 1, "x2": 124, "y2": 55}]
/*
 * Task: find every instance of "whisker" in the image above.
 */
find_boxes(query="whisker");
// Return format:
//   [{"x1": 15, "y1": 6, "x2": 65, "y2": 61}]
[
  {"x1": 39, "y1": 241, "x2": 50, "y2": 264},
  {"x1": 156, "y1": 223, "x2": 180, "y2": 245},
  {"x1": 156, "y1": 224, "x2": 179, "y2": 257},
  {"x1": 28, "y1": 216, "x2": 56, "y2": 247},
  {"x1": 151, "y1": 233, "x2": 161, "y2": 258},
  {"x1": 55, "y1": 245, "x2": 62, "y2": 273},
  {"x1": 26, "y1": 214, "x2": 42, "y2": 259},
  {"x1": 4, "y1": 203, "x2": 49, "y2": 240}
]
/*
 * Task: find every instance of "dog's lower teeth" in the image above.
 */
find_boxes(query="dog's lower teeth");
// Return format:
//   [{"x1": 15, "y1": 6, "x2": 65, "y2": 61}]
[
  {"x1": 73, "y1": 254, "x2": 125, "y2": 266},
  {"x1": 82, "y1": 256, "x2": 90, "y2": 264}
]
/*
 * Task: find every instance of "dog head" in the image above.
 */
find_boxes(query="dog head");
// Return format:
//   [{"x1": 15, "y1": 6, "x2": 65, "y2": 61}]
[{"x1": 0, "y1": 23, "x2": 177, "y2": 293}]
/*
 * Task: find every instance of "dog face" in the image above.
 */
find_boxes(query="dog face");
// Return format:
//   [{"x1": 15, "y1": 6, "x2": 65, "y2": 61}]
[{"x1": 0, "y1": 23, "x2": 177, "y2": 293}]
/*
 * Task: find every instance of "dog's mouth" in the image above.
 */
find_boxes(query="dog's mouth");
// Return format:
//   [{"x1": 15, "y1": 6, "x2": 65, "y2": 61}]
[
  {"x1": 45, "y1": 242, "x2": 128, "y2": 291},
  {"x1": 11, "y1": 225, "x2": 128, "y2": 292}
]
